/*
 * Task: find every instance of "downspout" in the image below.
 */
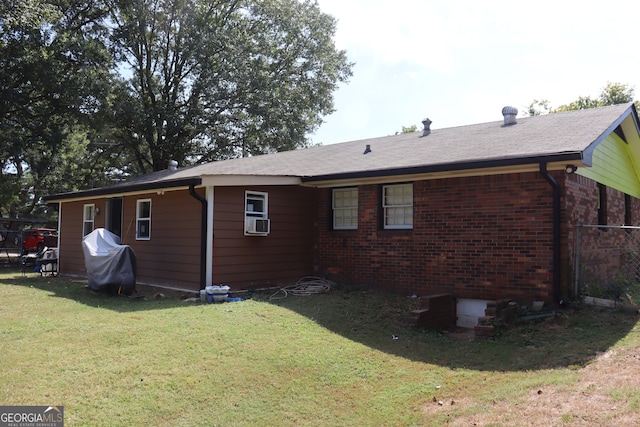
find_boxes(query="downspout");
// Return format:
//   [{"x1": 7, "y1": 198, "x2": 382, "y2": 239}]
[
  {"x1": 189, "y1": 185, "x2": 208, "y2": 290},
  {"x1": 539, "y1": 162, "x2": 562, "y2": 303}
]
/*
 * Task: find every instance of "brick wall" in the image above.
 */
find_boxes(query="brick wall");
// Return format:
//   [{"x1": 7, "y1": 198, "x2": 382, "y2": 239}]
[
  {"x1": 316, "y1": 172, "x2": 559, "y2": 303},
  {"x1": 565, "y1": 174, "x2": 640, "y2": 291}
]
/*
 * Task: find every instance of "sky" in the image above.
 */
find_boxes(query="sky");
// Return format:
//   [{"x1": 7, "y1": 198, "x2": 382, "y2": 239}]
[{"x1": 311, "y1": 0, "x2": 640, "y2": 145}]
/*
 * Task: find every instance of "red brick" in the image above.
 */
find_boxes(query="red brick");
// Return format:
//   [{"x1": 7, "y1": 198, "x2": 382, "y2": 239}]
[{"x1": 315, "y1": 171, "x2": 639, "y2": 304}]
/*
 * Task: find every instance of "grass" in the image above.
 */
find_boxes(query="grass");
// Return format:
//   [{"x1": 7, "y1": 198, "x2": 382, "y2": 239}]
[{"x1": 1, "y1": 270, "x2": 640, "y2": 426}]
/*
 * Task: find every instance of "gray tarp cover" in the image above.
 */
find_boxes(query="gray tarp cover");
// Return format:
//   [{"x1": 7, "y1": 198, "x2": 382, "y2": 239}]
[{"x1": 82, "y1": 228, "x2": 136, "y2": 294}]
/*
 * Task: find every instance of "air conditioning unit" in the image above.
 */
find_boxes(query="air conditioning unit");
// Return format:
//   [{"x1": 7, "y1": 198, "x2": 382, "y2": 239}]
[{"x1": 245, "y1": 217, "x2": 270, "y2": 235}]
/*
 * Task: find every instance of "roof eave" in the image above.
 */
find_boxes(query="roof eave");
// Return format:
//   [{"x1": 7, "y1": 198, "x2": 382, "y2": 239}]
[
  {"x1": 301, "y1": 153, "x2": 585, "y2": 183},
  {"x1": 582, "y1": 104, "x2": 639, "y2": 166},
  {"x1": 44, "y1": 177, "x2": 203, "y2": 202}
]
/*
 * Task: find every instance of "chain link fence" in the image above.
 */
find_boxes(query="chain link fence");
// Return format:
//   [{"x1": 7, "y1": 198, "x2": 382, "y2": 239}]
[
  {"x1": 574, "y1": 224, "x2": 640, "y2": 304},
  {"x1": 0, "y1": 230, "x2": 24, "y2": 266}
]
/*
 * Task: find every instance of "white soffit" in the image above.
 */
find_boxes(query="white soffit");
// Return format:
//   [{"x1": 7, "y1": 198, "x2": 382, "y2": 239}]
[{"x1": 200, "y1": 175, "x2": 301, "y2": 187}]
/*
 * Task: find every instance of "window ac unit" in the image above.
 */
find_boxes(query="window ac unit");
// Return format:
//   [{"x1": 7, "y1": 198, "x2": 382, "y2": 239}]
[{"x1": 245, "y1": 217, "x2": 270, "y2": 235}]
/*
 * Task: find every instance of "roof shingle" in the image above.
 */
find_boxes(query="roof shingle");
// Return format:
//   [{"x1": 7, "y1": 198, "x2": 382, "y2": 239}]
[{"x1": 48, "y1": 103, "x2": 635, "y2": 199}]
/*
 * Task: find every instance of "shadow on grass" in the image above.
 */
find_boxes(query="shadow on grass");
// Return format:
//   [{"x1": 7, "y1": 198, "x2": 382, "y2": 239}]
[
  {"x1": 1, "y1": 269, "x2": 199, "y2": 313},
  {"x1": 4, "y1": 269, "x2": 639, "y2": 372},
  {"x1": 264, "y1": 286, "x2": 640, "y2": 372}
]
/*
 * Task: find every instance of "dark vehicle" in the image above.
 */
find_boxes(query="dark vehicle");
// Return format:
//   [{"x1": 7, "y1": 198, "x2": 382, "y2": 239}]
[{"x1": 22, "y1": 228, "x2": 58, "y2": 252}]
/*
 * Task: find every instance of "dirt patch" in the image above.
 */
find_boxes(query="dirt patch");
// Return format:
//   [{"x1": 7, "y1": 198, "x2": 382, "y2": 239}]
[
  {"x1": 423, "y1": 347, "x2": 640, "y2": 426},
  {"x1": 134, "y1": 284, "x2": 199, "y2": 300},
  {"x1": 442, "y1": 327, "x2": 476, "y2": 341}
]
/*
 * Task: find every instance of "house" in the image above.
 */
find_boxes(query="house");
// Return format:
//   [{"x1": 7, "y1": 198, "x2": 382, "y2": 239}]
[{"x1": 46, "y1": 103, "x2": 640, "y2": 311}]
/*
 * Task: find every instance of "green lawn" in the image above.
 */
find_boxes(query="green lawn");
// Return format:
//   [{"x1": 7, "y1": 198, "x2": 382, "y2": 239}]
[{"x1": 1, "y1": 270, "x2": 639, "y2": 426}]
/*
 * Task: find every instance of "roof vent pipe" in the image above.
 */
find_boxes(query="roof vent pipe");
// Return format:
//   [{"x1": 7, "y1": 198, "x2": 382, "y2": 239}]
[
  {"x1": 502, "y1": 106, "x2": 518, "y2": 126},
  {"x1": 421, "y1": 118, "x2": 432, "y2": 136},
  {"x1": 363, "y1": 144, "x2": 371, "y2": 154},
  {"x1": 168, "y1": 160, "x2": 178, "y2": 171}
]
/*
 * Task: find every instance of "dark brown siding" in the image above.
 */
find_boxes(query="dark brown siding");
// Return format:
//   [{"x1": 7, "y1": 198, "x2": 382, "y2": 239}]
[
  {"x1": 121, "y1": 190, "x2": 202, "y2": 288},
  {"x1": 58, "y1": 199, "x2": 107, "y2": 275},
  {"x1": 58, "y1": 185, "x2": 317, "y2": 292},
  {"x1": 213, "y1": 186, "x2": 317, "y2": 289},
  {"x1": 58, "y1": 190, "x2": 202, "y2": 288}
]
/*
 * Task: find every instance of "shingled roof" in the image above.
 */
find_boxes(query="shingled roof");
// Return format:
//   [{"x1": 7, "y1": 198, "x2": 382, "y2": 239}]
[{"x1": 47, "y1": 102, "x2": 637, "y2": 200}]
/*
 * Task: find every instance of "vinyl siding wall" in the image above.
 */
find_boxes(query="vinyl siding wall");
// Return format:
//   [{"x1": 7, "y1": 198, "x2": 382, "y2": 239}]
[
  {"x1": 578, "y1": 133, "x2": 640, "y2": 198},
  {"x1": 58, "y1": 190, "x2": 202, "y2": 289},
  {"x1": 122, "y1": 190, "x2": 202, "y2": 288},
  {"x1": 57, "y1": 185, "x2": 317, "y2": 292},
  {"x1": 58, "y1": 199, "x2": 107, "y2": 275},
  {"x1": 212, "y1": 186, "x2": 317, "y2": 289}
]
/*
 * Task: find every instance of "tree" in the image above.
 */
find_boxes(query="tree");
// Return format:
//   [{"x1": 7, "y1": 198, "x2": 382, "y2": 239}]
[
  {"x1": 1, "y1": 0, "x2": 352, "y2": 218},
  {"x1": 0, "y1": 0, "x2": 115, "y2": 217},
  {"x1": 525, "y1": 82, "x2": 637, "y2": 116},
  {"x1": 596, "y1": 82, "x2": 635, "y2": 106},
  {"x1": 109, "y1": 0, "x2": 353, "y2": 173},
  {"x1": 524, "y1": 99, "x2": 552, "y2": 116}
]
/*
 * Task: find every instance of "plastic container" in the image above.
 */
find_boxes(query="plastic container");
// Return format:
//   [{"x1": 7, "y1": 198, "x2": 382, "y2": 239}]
[
  {"x1": 212, "y1": 294, "x2": 228, "y2": 302},
  {"x1": 206, "y1": 285, "x2": 230, "y2": 295},
  {"x1": 206, "y1": 293, "x2": 228, "y2": 303}
]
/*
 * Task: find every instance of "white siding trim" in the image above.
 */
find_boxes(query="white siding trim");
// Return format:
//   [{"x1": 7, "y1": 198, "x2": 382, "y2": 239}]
[{"x1": 206, "y1": 186, "x2": 215, "y2": 287}]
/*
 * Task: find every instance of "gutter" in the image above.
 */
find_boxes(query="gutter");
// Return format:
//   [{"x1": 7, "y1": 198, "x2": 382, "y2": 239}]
[
  {"x1": 188, "y1": 184, "x2": 208, "y2": 291},
  {"x1": 44, "y1": 177, "x2": 203, "y2": 202},
  {"x1": 539, "y1": 162, "x2": 562, "y2": 303},
  {"x1": 302, "y1": 153, "x2": 584, "y2": 183}
]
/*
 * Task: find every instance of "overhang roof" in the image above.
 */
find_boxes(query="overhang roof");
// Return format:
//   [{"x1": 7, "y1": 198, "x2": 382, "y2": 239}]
[{"x1": 46, "y1": 103, "x2": 638, "y2": 201}]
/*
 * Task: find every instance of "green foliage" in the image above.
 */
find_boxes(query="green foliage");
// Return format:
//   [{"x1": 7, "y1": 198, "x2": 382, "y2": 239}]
[
  {"x1": 525, "y1": 82, "x2": 637, "y2": 116},
  {"x1": 0, "y1": 0, "x2": 58, "y2": 29},
  {"x1": 578, "y1": 262, "x2": 640, "y2": 304},
  {"x1": 0, "y1": 0, "x2": 114, "y2": 217},
  {"x1": 554, "y1": 95, "x2": 604, "y2": 112},
  {"x1": 109, "y1": 0, "x2": 353, "y2": 173},
  {"x1": 524, "y1": 99, "x2": 552, "y2": 116},
  {"x1": 598, "y1": 82, "x2": 635, "y2": 105},
  {"x1": 1, "y1": 0, "x2": 353, "y2": 217},
  {"x1": 400, "y1": 124, "x2": 418, "y2": 133}
]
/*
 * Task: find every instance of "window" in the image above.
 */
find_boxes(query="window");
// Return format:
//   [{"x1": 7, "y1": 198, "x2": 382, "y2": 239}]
[
  {"x1": 332, "y1": 188, "x2": 358, "y2": 230},
  {"x1": 383, "y1": 184, "x2": 413, "y2": 229},
  {"x1": 597, "y1": 184, "x2": 607, "y2": 229},
  {"x1": 83, "y1": 204, "x2": 95, "y2": 236},
  {"x1": 245, "y1": 191, "x2": 270, "y2": 235},
  {"x1": 136, "y1": 199, "x2": 152, "y2": 240}
]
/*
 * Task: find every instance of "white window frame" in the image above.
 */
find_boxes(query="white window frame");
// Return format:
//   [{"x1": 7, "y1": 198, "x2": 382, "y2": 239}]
[
  {"x1": 136, "y1": 199, "x2": 152, "y2": 240},
  {"x1": 383, "y1": 183, "x2": 413, "y2": 229},
  {"x1": 332, "y1": 187, "x2": 358, "y2": 230},
  {"x1": 83, "y1": 204, "x2": 95, "y2": 236},
  {"x1": 244, "y1": 191, "x2": 269, "y2": 235}
]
